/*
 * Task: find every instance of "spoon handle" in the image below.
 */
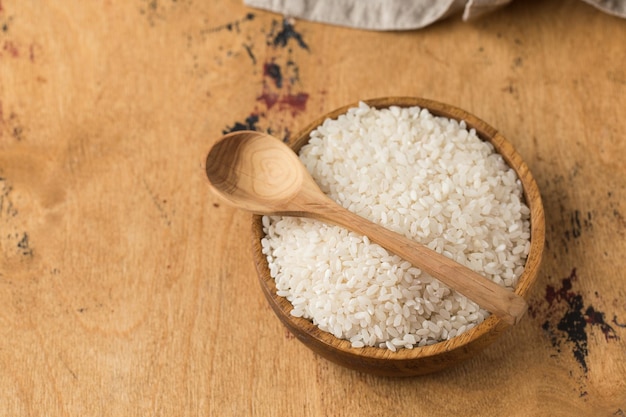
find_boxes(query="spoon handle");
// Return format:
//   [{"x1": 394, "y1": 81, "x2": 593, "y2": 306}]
[{"x1": 305, "y1": 196, "x2": 528, "y2": 326}]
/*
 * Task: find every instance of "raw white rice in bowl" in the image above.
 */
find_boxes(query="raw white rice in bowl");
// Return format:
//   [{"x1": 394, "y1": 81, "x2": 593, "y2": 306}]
[{"x1": 261, "y1": 102, "x2": 531, "y2": 351}]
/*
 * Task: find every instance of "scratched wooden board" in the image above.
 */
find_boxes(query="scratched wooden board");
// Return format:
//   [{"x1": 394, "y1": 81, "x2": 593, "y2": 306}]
[{"x1": 0, "y1": 0, "x2": 625, "y2": 415}]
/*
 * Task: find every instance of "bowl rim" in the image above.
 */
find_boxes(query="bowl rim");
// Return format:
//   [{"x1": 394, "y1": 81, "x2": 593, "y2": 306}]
[{"x1": 251, "y1": 96, "x2": 545, "y2": 362}]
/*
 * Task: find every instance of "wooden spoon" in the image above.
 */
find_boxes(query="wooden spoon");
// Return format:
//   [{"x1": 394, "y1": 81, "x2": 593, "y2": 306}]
[{"x1": 205, "y1": 130, "x2": 528, "y2": 325}]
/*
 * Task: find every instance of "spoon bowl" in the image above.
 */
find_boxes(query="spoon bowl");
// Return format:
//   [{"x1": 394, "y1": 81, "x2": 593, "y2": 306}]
[
  {"x1": 241, "y1": 97, "x2": 545, "y2": 376},
  {"x1": 206, "y1": 131, "x2": 304, "y2": 214}
]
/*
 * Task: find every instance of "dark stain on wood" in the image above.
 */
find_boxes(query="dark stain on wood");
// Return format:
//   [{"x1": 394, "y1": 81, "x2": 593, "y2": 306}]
[{"x1": 532, "y1": 268, "x2": 620, "y2": 374}]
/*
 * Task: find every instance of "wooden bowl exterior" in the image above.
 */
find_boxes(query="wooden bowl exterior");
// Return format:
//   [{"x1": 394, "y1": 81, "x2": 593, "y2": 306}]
[{"x1": 251, "y1": 97, "x2": 545, "y2": 376}]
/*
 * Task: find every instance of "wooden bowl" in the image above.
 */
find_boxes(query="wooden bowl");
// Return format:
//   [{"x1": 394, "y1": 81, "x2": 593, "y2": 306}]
[{"x1": 251, "y1": 97, "x2": 545, "y2": 376}]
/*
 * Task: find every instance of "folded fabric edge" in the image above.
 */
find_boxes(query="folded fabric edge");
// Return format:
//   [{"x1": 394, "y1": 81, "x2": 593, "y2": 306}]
[
  {"x1": 579, "y1": 0, "x2": 626, "y2": 18},
  {"x1": 243, "y1": 0, "x2": 467, "y2": 31},
  {"x1": 462, "y1": 0, "x2": 513, "y2": 21}
]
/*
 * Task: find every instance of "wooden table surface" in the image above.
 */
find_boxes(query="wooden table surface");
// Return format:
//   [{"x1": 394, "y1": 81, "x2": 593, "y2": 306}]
[{"x1": 1, "y1": 0, "x2": 625, "y2": 415}]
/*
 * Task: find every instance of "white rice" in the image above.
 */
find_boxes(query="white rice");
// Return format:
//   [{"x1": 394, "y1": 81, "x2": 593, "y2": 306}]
[{"x1": 261, "y1": 102, "x2": 531, "y2": 349}]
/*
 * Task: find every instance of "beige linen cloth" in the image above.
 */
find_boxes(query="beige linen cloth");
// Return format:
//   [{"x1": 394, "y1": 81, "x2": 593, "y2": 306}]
[{"x1": 244, "y1": 0, "x2": 625, "y2": 30}]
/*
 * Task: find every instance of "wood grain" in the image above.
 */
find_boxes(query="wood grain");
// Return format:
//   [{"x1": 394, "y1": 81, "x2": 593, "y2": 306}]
[{"x1": 1, "y1": 0, "x2": 625, "y2": 415}]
